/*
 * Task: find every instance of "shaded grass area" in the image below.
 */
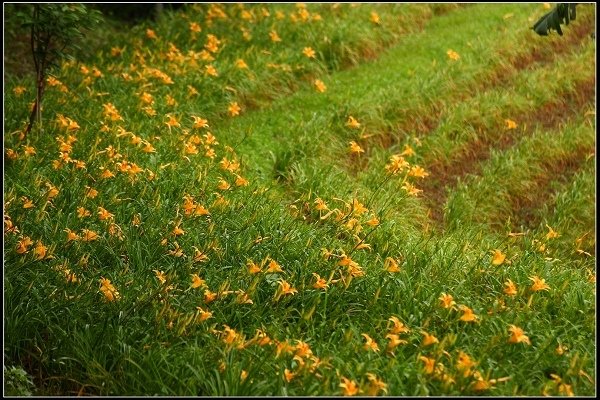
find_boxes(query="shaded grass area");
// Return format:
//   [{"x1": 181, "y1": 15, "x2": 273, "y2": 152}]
[
  {"x1": 421, "y1": 72, "x2": 595, "y2": 225},
  {"x1": 445, "y1": 115, "x2": 595, "y2": 236}
]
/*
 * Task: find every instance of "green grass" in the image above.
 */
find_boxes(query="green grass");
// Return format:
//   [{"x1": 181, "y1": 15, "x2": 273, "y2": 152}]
[{"x1": 3, "y1": 3, "x2": 596, "y2": 396}]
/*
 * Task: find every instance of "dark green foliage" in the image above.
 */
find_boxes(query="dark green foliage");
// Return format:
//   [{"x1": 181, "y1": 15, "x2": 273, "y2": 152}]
[
  {"x1": 14, "y1": 4, "x2": 102, "y2": 136},
  {"x1": 92, "y1": 4, "x2": 185, "y2": 24}
]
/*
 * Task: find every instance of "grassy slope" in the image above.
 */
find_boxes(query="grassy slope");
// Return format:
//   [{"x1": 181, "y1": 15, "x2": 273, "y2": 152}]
[{"x1": 3, "y1": 3, "x2": 596, "y2": 396}]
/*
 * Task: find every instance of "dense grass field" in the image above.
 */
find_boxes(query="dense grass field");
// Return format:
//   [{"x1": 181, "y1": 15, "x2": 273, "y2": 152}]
[{"x1": 3, "y1": 3, "x2": 596, "y2": 396}]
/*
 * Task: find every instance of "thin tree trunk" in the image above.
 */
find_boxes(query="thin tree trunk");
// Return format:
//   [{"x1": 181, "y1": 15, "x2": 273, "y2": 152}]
[
  {"x1": 36, "y1": 68, "x2": 44, "y2": 130},
  {"x1": 25, "y1": 11, "x2": 51, "y2": 137},
  {"x1": 24, "y1": 53, "x2": 45, "y2": 136},
  {"x1": 24, "y1": 7, "x2": 39, "y2": 138}
]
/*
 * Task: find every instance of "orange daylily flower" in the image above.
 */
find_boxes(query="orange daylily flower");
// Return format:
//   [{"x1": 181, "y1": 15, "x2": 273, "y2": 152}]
[
  {"x1": 312, "y1": 273, "x2": 329, "y2": 290},
  {"x1": 6, "y1": 148, "x2": 18, "y2": 160},
  {"x1": 558, "y1": 383, "x2": 574, "y2": 396},
  {"x1": 545, "y1": 225, "x2": 560, "y2": 240},
  {"x1": 221, "y1": 325, "x2": 239, "y2": 345},
  {"x1": 401, "y1": 144, "x2": 415, "y2": 157},
  {"x1": 97, "y1": 207, "x2": 114, "y2": 221},
  {"x1": 217, "y1": 178, "x2": 231, "y2": 190},
  {"x1": 346, "y1": 116, "x2": 361, "y2": 129},
  {"x1": 385, "y1": 154, "x2": 409, "y2": 174},
  {"x1": 314, "y1": 197, "x2": 329, "y2": 211},
  {"x1": 459, "y1": 305, "x2": 478, "y2": 322},
  {"x1": 153, "y1": 270, "x2": 167, "y2": 284},
  {"x1": 139, "y1": 92, "x2": 154, "y2": 105},
  {"x1": 228, "y1": 102, "x2": 241, "y2": 117},
  {"x1": 269, "y1": 30, "x2": 282, "y2": 42},
  {"x1": 102, "y1": 103, "x2": 123, "y2": 121},
  {"x1": 146, "y1": 29, "x2": 157, "y2": 39},
  {"x1": 529, "y1": 275, "x2": 550, "y2": 292},
  {"x1": 220, "y1": 157, "x2": 240, "y2": 172},
  {"x1": 508, "y1": 325, "x2": 531, "y2": 345},
  {"x1": 204, "y1": 132, "x2": 218, "y2": 145},
  {"x1": 204, "y1": 34, "x2": 221, "y2": 53},
  {"x1": 339, "y1": 377, "x2": 359, "y2": 396},
  {"x1": 191, "y1": 274, "x2": 207, "y2": 289},
  {"x1": 303, "y1": 47, "x2": 316, "y2": 58},
  {"x1": 275, "y1": 340, "x2": 295, "y2": 358},
  {"x1": 81, "y1": 229, "x2": 99, "y2": 241},
  {"x1": 447, "y1": 49, "x2": 460, "y2": 60},
  {"x1": 388, "y1": 316, "x2": 410, "y2": 334},
  {"x1": 78, "y1": 207, "x2": 91, "y2": 218},
  {"x1": 276, "y1": 280, "x2": 298, "y2": 298},
  {"x1": 384, "y1": 257, "x2": 401, "y2": 272},
  {"x1": 192, "y1": 247, "x2": 209, "y2": 263},
  {"x1": 505, "y1": 119, "x2": 518, "y2": 130},
  {"x1": 64, "y1": 228, "x2": 80, "y2": 242},
  {"x1": 421, "y1": 331, "x2": 439, "y2": 346},
  {"x1": 142, "y1": 141, "x2": 156, "y2": 153},
  {"x1": 362, "y1": 333, "x2": 380, "y2": 352},
  {"x1": 33, "y1": 241, "x2": 49, "y2": 260},
  {"x1": 168, "y1": 242, "x2": 184, "y2": 257},
  {"x1": 266, "y1": 259, "x2": 284, "y2": 273},
  {"x1": 189, "y1": 22, "x2": 201, "y2": 33},
  {"x1": 366, "y1": 215, "x2": 380, "y2": 226},
  {"x1": 13, "y1": 86, "x2": 27, "y2": 96},
  {"x1": 470, "y1": 371, "x2": 511, "y2": 391},
  {"x1": 366, "y1": 373, "x2": 387, "y2": 396},
  {"x1": 165, "y1": 114, "x2": 180, "y2": 128},
  {"x1": 196, "y1": 307, "x2": 213, "y2": 322},
  {"x1": 314, "y1": 79, "x2": 327, "y2": 93},
  {"x1": 503, "y1": 280, "x2": 518, "y2": 296},
  {"x1": 21, "y1": 197, "x2": 34, "y2": 209},
  {"x1": 99, "y1": 277, "x2": 120, "y2": 301},
  {"x1": 419, "y1": 356, "x2": 436, "y2": 374},
  {"x1": 385, "y1": 333, "x2": 408, "y2": 353},
  {"x1": 184, "y1": 142, "x2": 199, "y2": 155},
  {"x1": 283, "y1": 368, "x2": 296, "y2": 382},
  {"x1": 100, "y1": 168, "x2": 115, "y2": 179},
  {"x1": 205, "y1": 64, "x2": 218, "y2": 77},
  {"x1": 439, "y1": 293, "x2": 456, "y2": 309},
  {"x1": 235, "y1": 175, "x2": 249, "y2": 186},
  {"x1": 402, "y1": 182, "x2": 422, "y2": 197},
  {"x1": 235, "y1": 59, "x2": 248, "y2": 69},
  {"x1": 370, "y1": 11, "x2": 381, "y2": 24},
  {"x1": 16, "y1": 236, "x2": 34, "y2": 254},
  {"x1": 182, "y1": 195, "x2": 197, "y2": 215},
  {"x1": 491, "y1": 249, "x2": 506, "y2": 265},
  {"x1": 456, "y1": 351, "x2": 477, "y2": 377},
  {"x1": 247, "y1": 260, "x2": 261, "y2": 274},
  {"x1": 252, "y1": 329, "x2": 271, "y2": 347},
  {"x1": 350, "y1": 198, "x2": 368, "y2": 216},
  {"x1": 408, "y1": 165, "x2": 429, "y2": 178},
  {"x1": 192, "y1": 116, "x2": 209, "y2": 129},
  {"x1": 204, "y1": 289, "x2": 218, "y2": 303},
  {"x1": 294, "y1": 340, "x2": 313, "y2": 358},
  {"x1": 46, "y1": 183, "x2": 59, "y2": 199}
]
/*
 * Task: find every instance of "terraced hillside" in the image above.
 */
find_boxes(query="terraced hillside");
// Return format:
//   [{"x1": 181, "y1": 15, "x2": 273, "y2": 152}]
[{"x1": 4, "y1": 3, "x2": 596, "y2": 396}]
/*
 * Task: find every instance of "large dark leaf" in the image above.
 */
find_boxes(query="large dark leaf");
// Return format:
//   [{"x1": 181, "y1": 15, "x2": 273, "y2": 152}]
[{"x1": 532, "y1": 3, "x2": 577, "y2": 36}]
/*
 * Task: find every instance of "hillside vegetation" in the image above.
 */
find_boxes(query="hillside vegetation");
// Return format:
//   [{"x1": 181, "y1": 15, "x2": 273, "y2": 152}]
[{"x1": 4, "y1": 3, "x2": 596, "y2": 396}]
